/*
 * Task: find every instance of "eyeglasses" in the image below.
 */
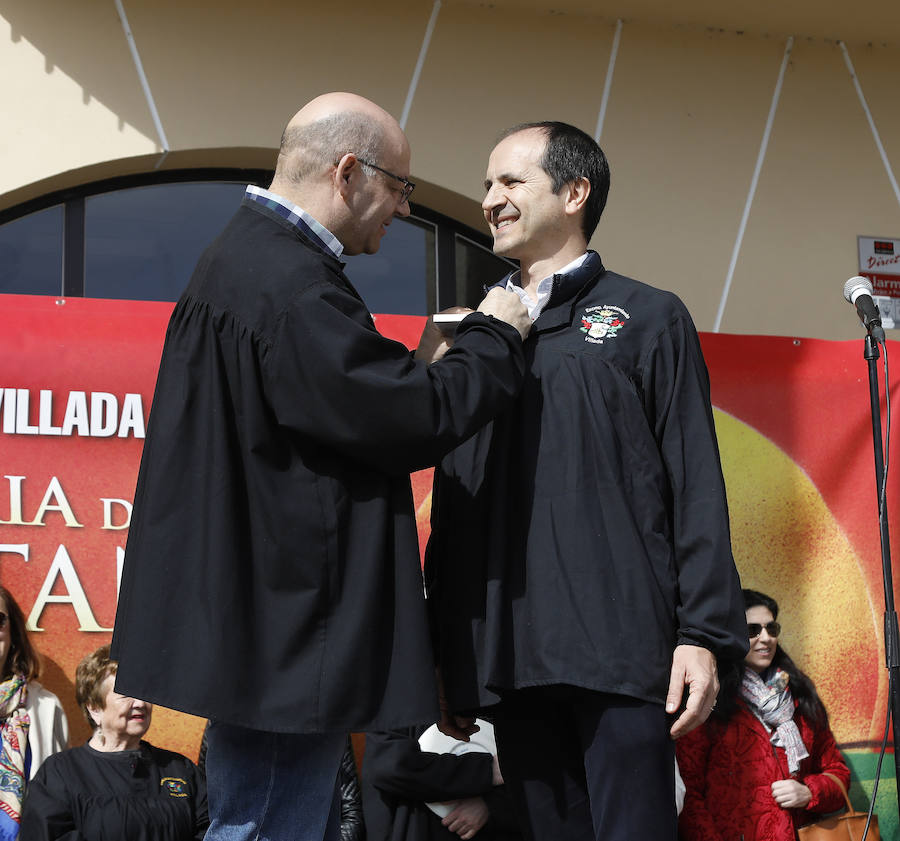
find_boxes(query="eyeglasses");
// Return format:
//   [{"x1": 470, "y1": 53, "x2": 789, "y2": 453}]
[
  {"x1": 748, "y1": 621, "x2": 781, "y2": 639},
  {"x1": 357, "y1": 158, "x2": 415, "y2": 204},
  {"x1": 0, "y1": 612, "x2": 7, "y2": 630}
]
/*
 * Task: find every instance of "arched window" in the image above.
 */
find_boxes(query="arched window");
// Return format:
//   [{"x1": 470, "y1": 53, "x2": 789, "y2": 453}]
[{"x1": 0, "y1": 171, "x2": 513, "y2": 313}]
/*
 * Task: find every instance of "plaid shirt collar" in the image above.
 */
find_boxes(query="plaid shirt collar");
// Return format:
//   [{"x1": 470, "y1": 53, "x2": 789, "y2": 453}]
[{"x1": 244, "y1": 185, "x2": 344, "y2": 259}]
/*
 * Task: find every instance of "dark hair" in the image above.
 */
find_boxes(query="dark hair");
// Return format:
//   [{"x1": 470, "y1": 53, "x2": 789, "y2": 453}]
[
  {"x1": 75, "y1": 644, "x2": 117, "y2": 729},
  {"x1": 498, "y1": 121, "x2": 610, "y2": 241},
  {"x1": 0, "y1": 586, "x2": 40, "y2": 682},
  {"x1": 713, "y1": 589, "x2": 828, "y2": 728}
]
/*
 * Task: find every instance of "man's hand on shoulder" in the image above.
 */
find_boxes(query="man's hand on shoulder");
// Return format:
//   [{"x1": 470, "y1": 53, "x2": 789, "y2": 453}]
[
  {"x1": 667, "y1": 643, "x2": 718, "y2": 739},
  {"x1": 477, "y1": 288, "x2": 531, "y2": 341}
]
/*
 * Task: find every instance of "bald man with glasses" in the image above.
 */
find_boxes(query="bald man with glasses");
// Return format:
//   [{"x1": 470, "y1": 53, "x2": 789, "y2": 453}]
[{"x1": 111, "y1": 93, "x2": 531, "y2": 841}]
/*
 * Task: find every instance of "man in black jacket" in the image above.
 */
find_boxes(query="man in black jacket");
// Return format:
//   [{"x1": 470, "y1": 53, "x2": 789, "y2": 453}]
[
  {"x1": 110, "y1": 93, "x2": 531, "y2": 841},
  {"x1": 426, "y1": 122, "x2": 747, "y2": 840}
]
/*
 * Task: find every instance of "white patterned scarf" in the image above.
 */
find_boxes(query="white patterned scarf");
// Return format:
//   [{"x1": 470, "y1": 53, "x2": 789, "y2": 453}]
[
  {"x1": 741, "y1": 666, "x2": 809, "y2": 773},
  {"x1": 0, "y1": 675, "x2": 30, "y2": 839}
]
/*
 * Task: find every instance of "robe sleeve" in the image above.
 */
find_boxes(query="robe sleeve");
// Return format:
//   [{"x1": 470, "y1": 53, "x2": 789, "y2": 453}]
[
  {"x1": 263, "y1": 278, "x2": 524, "y2": 476},
  {"x1": 363, "y1": 729, "x2": 494, "y2": 802},
  {"x1": 640, "y1": 312, "x2": 747, "y2": 660}
]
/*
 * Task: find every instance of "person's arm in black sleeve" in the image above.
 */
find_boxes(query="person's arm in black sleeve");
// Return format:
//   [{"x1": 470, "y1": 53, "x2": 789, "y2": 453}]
[
  {"x1": 364, "y1": 730, "x2": 494, "y2": 802},
  {"x1": 264, "y1": 280, "x2": 525, "y2": 476},
  {"x1": 19, "y1": 756, "x2": 84, "y2": 841},
  {"x1": 641, "y1": 309, "x2": 747, "y2": 737},
  {"x1": 641, "y1": 310, "x2": 747, "y2": 660}
]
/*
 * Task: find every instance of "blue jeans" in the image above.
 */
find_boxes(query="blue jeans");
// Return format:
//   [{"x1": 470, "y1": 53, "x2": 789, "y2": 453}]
[{"x1": 204, "y1": 721, "x2": 345, "y2": 841}]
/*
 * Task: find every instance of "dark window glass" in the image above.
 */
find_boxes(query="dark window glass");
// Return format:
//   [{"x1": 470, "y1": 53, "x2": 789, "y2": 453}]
[
  {"x1": 454, "y1": 233, "x2": 516, "y2": 308},
  {"x1": 343, "y1": 216, "x2": 436, "y2": 315},
  {"x1": 84, "y1": 182, "x2": 247, "y2": 301},
  {"x1": 0, "y1": 205, "x2": 63, "y2": 296}
]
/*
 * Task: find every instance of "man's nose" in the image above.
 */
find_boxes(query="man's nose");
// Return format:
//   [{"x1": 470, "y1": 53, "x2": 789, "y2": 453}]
[{"x1": 482, "y1": 185, "x2": 503, "y2": 212}]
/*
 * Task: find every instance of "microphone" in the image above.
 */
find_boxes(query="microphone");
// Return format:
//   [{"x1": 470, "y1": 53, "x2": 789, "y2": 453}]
[{"x1": 843, "y1": 276, "x2": 886, "y2": 343}]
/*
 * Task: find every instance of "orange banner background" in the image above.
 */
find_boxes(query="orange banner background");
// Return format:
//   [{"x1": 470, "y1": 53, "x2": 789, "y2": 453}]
[{"x1": 1, "y1": 295, "x2": 898, "y2": 829}]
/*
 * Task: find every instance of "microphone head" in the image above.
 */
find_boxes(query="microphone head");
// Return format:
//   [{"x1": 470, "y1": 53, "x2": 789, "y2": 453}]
[{"x1": 843, "y1": 275, "x2": 874, "y2": 304}]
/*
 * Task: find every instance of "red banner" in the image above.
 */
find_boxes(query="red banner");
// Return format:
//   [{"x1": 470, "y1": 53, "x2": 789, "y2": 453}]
[{"x1": 1, "y1": 295, "x2": 898, "y2": 768}]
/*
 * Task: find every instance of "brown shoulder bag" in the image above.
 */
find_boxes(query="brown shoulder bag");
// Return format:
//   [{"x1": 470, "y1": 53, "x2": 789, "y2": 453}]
[{"x1": 797, "y1": 772, "x2": 880, "y2": 841}]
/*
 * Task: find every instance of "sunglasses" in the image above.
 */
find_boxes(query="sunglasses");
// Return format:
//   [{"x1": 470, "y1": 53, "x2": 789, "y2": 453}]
[
  {"x1": 748, "y1": 621, "x2": 781, "y2": 639},
  {"x1": 0, "y1": 612, "x2": 7, "y2": 629}
]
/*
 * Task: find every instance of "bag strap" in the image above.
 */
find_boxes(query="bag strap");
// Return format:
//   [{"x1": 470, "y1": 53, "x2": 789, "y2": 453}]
[{"x1": 821, "y1": 772, "x2": 857, "y2": 814}]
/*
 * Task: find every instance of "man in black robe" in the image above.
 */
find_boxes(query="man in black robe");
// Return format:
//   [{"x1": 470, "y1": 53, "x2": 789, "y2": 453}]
[
  {"x1": 426, "y1": 122, "x2": 747, "y2": 840},
  {"x1": 110, "y1": 92, "x2": 531, "y2": 841}
]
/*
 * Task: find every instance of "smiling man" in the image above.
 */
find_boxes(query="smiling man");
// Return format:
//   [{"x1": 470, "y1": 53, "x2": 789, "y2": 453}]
[
  {"x1": 110, "y1": 93, "x2": 531, "y2": 841},
  {"x1": 426, "y1": 122, "x2": 748, "y2": 840}
]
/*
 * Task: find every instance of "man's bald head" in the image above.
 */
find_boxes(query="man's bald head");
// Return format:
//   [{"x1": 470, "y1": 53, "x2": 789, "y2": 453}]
[{"x1": 274, "y1": 92, "x2": 406, "y2": 185}]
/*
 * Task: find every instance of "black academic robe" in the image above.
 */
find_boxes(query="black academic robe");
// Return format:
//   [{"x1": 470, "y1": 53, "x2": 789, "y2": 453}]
[
  {"x1": 362, "y1": 727, "x2": 520, "y2": 841},
  {"x1": 427, "y1": 252, "x2": 747, "y2": 712},
  {"x1": 20, "y1": 741, "x2": 208, "y2": 841},
  {"x1": 110, "y1": 198, "x2": 524, "y2": 733}
]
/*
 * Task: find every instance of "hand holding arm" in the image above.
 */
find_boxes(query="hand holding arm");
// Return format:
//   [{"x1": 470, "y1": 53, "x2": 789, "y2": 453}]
[
  {"x1": 442, "y1": 796, "x2": 490, "y2": 840},
  {"x1": 667, "y1": 644, "x2": 719, "y2": 739}
]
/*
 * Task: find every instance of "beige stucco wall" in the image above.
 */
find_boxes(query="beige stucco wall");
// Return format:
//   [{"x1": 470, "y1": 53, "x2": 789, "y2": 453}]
[{"x1": 3, "y1": 0, "x2": 900, "y2": 340}]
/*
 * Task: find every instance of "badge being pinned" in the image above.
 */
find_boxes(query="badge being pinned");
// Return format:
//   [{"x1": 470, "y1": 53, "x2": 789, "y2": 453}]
[{"x1": 580, "y1": 305, "x2": 629, "y2": 343}]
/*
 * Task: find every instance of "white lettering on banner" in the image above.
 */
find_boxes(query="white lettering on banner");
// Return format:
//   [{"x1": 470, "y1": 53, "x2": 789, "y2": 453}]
[
  {"x1": 0, "y1": 475, "x2": 83, "y2": 527},
  {"x1": 101, "y1": 498, "x2": 132, "y2": 530},
  {"x1": 26, "y1": 544, "x2": 112, "y2": 632},
  {"x1": 0, "y1": 544, "x2": 29, "y2": 563},
  {"x1": 0, "y1": 388, "x2": 145, "y2": 438},
  {"x1": 61, "y1": 392, "x2": 90, "y2": 436},
  {"x1": 1, "y1": 476, "x2": 27, "y2": 524},
  {"x1": 39, "y1": 390, "x2": 61, "y2": 435},
  {"x1": 16, "y1": 389, "x2": 38, "y2": 434},
  {"x1": 0, "y1": 390, "x2": 13, "y2": 433},
  {"x1": 0, "y1": 544, "x2": 122, "y2": 632}
]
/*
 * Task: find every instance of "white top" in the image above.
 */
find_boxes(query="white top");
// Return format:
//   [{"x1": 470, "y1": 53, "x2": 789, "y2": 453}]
[{"x1": 25, "y1": 680, "x2": 69, "y2": 780}]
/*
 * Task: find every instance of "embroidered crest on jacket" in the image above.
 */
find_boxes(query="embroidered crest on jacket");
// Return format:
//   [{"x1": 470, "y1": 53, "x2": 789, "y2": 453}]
[
  {"x1": 161, "y1": 777, "x2": 189, "y2": 797},
  {"x1": 580, "y1": 305, "x2": 630, "y2": 343}
]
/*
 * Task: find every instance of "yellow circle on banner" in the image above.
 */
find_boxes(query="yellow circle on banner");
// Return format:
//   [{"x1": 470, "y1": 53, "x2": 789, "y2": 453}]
[{"x1": 714, "y1": 408, "x2": 882, "y2": 745}]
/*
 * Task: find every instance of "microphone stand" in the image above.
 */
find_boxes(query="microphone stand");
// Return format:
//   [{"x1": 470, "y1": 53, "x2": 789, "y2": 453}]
[{"x1": 862, "y1": 333, "x2": 900, "y2": 814}]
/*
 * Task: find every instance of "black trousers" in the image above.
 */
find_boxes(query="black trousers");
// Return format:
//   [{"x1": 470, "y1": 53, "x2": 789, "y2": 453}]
[{"x1": 492, "y1": 685, "x2": 677, "y2": 841}]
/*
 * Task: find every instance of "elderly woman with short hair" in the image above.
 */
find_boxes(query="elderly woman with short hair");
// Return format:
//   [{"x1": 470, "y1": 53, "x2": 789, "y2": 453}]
[{"x1": 20, "y1": 645, "x2": 208, "y2": 841}]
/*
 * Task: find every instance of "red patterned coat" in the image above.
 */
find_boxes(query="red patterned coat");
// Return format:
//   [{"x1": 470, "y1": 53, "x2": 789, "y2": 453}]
[{"x1": 676, "y1": 701, "x2": 850, "y2": 841}]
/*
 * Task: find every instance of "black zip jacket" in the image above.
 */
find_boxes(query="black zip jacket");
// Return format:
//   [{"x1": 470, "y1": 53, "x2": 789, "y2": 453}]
[{"x1": 427, "y1": 252, "x2": 747, "y2": 710}]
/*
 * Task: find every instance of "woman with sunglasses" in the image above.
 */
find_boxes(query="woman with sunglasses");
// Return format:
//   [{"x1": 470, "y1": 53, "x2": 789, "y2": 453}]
[
  {"x1": 0, "y1": 585, "x2": 69, "y2": 839},
  {"x1": 676, "y1": 589, "x2": 849, "y2": 841}
]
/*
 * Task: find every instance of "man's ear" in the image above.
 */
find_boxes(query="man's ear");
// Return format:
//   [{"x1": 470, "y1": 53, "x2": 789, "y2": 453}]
[
  {"x1": 564, "y1": 176, "x2": 591, "y2": 218},
  {"x1": 334, "y1": 153, "x2": 360, "y2": 198}
]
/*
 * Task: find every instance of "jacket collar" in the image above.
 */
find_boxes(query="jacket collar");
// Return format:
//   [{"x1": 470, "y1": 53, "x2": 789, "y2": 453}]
[{"x1": 492, "y1": 251, "x2": 606, "y2": 333}]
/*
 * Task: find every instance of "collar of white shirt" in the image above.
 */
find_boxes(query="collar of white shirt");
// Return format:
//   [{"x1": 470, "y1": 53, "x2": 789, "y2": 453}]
[{"x1": 504, "y1": 252, "x2": 590, "y2": 320}]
